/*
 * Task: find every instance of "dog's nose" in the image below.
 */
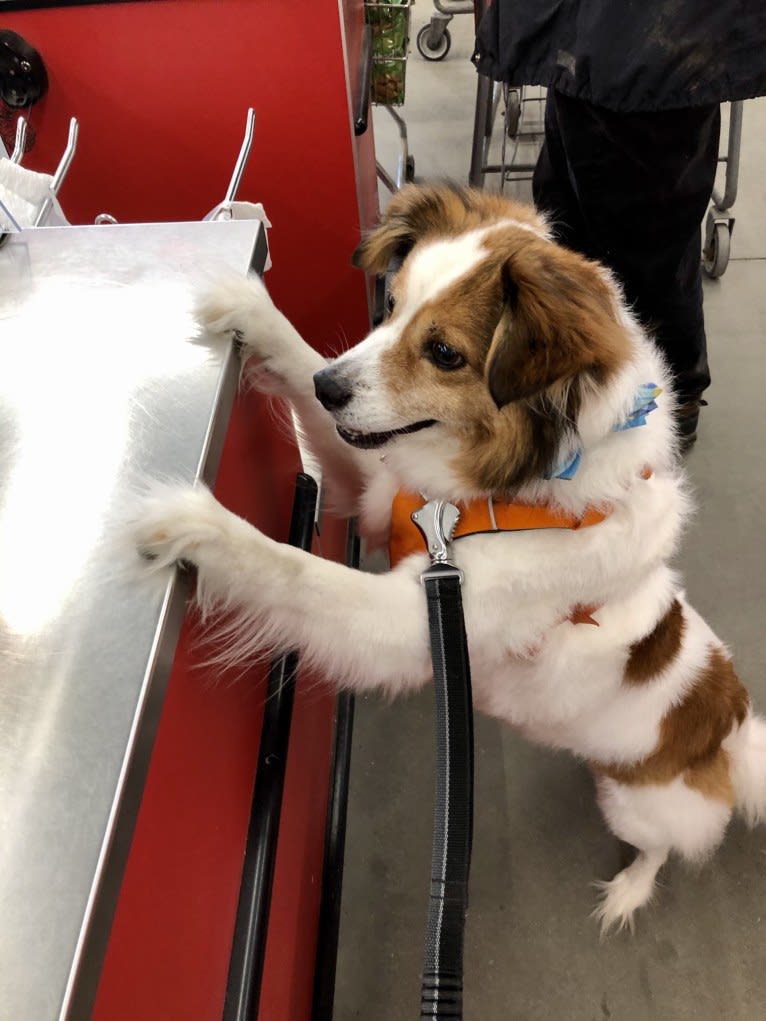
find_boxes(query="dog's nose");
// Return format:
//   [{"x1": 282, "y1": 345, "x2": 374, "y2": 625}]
[{"x1": 314, "y1": 369, "x2": 352, "y2": 411}]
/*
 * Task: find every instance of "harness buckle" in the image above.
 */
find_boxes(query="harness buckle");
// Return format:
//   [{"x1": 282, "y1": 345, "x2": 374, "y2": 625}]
[{"x1": 412, "y1": 499, "x2": 464, "y2": 584}]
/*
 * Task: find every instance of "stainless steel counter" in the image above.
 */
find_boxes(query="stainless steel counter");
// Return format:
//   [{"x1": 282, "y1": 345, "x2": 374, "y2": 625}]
[{"x1": 0, "y1": 220, "x2": 267, "y2": 1021}]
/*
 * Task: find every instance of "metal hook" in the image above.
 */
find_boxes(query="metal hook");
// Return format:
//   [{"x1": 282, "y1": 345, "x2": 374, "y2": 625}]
[
  {"x1": 223, "y1": 107, "x2": 255, "y2": 205},
  {"x1": 50, "y1": 117, "x2": 79, "y2": 196},
  {"x1": 10, "y1": 117, "x2": 27, "y2": 164},
  {"x1": 34, "y1": 117, "x2": 79, "y2": 226}
]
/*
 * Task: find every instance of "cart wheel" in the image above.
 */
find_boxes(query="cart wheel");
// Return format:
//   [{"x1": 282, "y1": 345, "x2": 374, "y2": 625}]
[
  {"x1": 702, "y1": 221, "x2": 731, "y2": 279},
  {"x1": 416, "y1": 24, "x2": 451, "y2": 61},
  {"x1": 405, "y1": 155, "x2": 416, "y2": 183},
  {"x1": 505, "y1": 89, "x2": 521, "y2": 138}
]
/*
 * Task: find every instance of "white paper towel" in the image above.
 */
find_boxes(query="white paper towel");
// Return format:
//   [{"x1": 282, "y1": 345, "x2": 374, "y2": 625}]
[
  {"x1": 203, "y1": 200, "x2": 273, "y2": 269},
  {"x1": 0, "y1": 158, "x2": 69, "y2": 230}
]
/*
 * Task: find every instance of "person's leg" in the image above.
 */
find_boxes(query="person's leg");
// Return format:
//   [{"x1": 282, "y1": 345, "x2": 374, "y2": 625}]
[
  {"x1": 532, "y1": 93, "x2": 592, "y2": 253},
  {"x1": 534, "y1": 92, "x2": 721, "y2": 443}
]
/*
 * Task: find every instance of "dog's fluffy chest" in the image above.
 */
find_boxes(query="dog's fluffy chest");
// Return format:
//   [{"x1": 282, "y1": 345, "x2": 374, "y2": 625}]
[{"x1": 402, "y1": 480, "x2": 689, "y2": 762}]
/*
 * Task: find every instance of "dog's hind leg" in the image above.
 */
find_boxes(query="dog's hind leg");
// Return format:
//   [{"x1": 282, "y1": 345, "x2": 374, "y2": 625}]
[
  {"x1": 196, "y1": 275, "x2": 372, "y2": 515},
  {"x1": 593, "y1": 771, "x2": 733, "y2": 933}
]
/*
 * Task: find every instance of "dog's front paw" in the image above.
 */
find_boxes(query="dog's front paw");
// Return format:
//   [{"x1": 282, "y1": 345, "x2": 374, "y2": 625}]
[
  {"x1": 195, "y1": 273, "x2": 276, "y2": 340},
  {"x1": 195, "y1": 274, "x2": 303, "y2": 395},
  {"x1": 129, "y1": 482, "x2": 228, "y2": 571}
]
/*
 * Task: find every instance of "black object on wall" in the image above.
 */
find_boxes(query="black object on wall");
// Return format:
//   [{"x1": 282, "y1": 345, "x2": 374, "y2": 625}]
[{"x1": 0, "y1": 29, "x2": 47, "y2": 107}]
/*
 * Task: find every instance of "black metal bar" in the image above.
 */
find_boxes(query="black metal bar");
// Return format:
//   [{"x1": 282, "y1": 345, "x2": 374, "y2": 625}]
[
  {"x1": 222, "y1": 472, "x2": 318, "y2": 1021},
  {"x1": 469, "y1": 73, "x2": 493, "y2": 188},
  {"x1": 311, "y1": 522, "x2": 360, "y2": 1020},
  {"x1": 354, "y1": 25, "x2": 374, "y2": 136}
]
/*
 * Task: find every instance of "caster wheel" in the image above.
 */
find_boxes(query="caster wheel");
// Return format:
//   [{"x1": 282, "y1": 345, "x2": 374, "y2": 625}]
[
  {"x1": 505, "y1": 89, "x2": 521, "y2": 138},
  {"x1": 405, "y1": 154, "x2": 416, "y2": 183},
  {"x1": 702, "y1": 217, "x2": 731, "y2": 279},
  {"x1": 416, "y1": 23, "x2": 451, "y2": 61}
]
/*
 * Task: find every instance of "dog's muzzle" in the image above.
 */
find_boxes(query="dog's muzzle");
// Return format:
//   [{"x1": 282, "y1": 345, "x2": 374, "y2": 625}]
[{"x1": 313, "y1": 366, "x2": 436, "y2": 449}]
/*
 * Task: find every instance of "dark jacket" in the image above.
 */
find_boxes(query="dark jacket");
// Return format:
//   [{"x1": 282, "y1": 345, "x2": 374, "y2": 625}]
[{"x1": 473, "y1": 1, "x2": 766, "y2": 112}]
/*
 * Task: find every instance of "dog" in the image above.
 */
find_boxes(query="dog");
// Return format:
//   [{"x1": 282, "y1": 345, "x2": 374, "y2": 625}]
[{"x1": 131, "y1": 183, "x2": 766, "y2": 932}]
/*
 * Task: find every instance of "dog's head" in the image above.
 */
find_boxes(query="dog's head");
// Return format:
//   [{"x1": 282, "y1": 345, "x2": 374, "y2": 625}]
[{"x1": 315, "y1": 184, "x2": 632, "y2": 497}]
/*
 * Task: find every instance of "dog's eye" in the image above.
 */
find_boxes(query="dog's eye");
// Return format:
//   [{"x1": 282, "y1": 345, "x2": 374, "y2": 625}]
[
  {"x1": 429, "y1": 340, "x2": 466, "y2": 371},
  {"x1": 386, "y1": 292, "x2": 396, "y2": 316}
]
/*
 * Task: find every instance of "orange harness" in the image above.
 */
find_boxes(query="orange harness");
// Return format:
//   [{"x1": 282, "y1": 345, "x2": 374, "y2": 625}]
[
  {"x1": 388, "y1": 469, "x2": 652, "y2": 628},
  {"x1": 389, "y1": 491, "x2": 612, "y2": 567}
]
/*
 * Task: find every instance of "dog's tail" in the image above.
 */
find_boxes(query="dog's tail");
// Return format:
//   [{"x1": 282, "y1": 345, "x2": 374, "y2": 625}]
[{"x1": 728, "y1": 713, "x2": 766, "y2": 826}]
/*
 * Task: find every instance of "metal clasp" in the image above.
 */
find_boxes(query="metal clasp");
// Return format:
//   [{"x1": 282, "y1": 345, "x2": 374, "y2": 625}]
[{"x1": 412, "y1": 499, "x2": 464, "y2": 583}]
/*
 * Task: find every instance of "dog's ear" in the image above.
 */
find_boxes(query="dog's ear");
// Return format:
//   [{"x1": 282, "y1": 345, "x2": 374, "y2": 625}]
[
  {"x1": 352, "y1": 183, "x2": 472, "y2": 273},
  {"x1": 485, "y1": 243, "x2": 630, "y2": 408}
]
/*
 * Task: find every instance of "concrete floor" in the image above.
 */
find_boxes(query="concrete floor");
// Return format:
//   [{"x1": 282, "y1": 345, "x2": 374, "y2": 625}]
[{"x1": 335, "y1": 13, "x2": 766, "y2": 1020}]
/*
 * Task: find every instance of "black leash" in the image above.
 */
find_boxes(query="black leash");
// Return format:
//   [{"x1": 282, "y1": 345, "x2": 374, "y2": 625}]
[{"x1": 415, "y1": 503, "x2": 474, "y2": 1020}]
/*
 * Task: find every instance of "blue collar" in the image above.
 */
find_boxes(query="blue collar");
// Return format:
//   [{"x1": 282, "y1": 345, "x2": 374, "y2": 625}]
[{"x1": 546, "y1": 383, "x2": 662, "y2": 481}]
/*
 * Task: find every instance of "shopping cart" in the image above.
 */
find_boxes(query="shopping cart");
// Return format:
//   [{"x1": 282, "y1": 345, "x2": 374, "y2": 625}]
[
  {"x1": 702, "y1": 101, "x2": 743, "y2": 278},
  {"x1": 469, "y1": 81, "x2": 546, "y2": 191},
  {"x1": 416, "y1": 0, "x2": 473, "y2": 61},
  {"x1": 365, "y1": 0, "x2": 416, "y2": 191}
]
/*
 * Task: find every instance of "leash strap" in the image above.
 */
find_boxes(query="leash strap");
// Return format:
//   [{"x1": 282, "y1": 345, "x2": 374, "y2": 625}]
[{"x1": 420, "y1": 560, "x2": 474, "y2": 1020}]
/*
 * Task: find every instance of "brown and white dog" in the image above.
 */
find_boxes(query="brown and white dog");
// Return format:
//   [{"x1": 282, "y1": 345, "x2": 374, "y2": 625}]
[{"x1": 131, "y1": 184, "x2": 766, "y2": 932}]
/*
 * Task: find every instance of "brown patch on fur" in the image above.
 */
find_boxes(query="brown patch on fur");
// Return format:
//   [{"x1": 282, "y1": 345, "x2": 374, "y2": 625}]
[
  {"x1": 460, "y1": 383, "x2": 583, "y2": 493},
  {"x1": 353, "y1": 183, "x2": 543, "y2": 274},
  {"x1": 625, "y1": 600, "x2": 686, "y2": 685},
  {"x1": 481, "y1": 230, "x2": 631, "y2": 407},
  {"x1": 593, "y1": 648, "x2": 749, "y2": 803},
  {"x1": 379, "y1": 251, "x2": 504, "y2": 387},
  {"x1": 685, "y1": 750, "x2": 735, "y2": 804}
]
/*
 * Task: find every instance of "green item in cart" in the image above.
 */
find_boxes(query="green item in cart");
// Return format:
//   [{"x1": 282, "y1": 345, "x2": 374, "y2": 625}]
[
  {"x1": 366, "y1": 1, "x2": 409, "y2": 104},
  {"x1": 371, "y1": 58, "x2": 406, "y2": 105},
  {"x1": 367, "y1": 2, "x2": 408, "y2": 58}
]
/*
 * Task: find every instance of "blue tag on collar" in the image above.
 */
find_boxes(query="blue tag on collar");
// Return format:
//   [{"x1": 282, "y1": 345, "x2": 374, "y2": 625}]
[
  {"x1": 613, "y1": 383, "x2": 662, "y2": 432},
  {"x1": 545, "y1": 384, "x2": 661, "y2": 480},
  {"x1": 545, "y1": 448, "x2": 582, "y2": 480}
]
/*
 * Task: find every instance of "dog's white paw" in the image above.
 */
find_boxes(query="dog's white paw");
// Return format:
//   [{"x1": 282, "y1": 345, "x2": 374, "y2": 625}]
[
  {"x1": 194, "y1": 273, "x2": 276, "y2": 339},
  {"x1": 195, "y1": 274, "x2": 304, "y2": 395},
  {"x1": 592, "y1": 877, "x2": 641, "y2": 936},
  {"x1": 129, "y1": 482, "x2": 228, "y2": 571},
  {"x1": 591, "y1": 851, "x2": 662, "y2": 936}
]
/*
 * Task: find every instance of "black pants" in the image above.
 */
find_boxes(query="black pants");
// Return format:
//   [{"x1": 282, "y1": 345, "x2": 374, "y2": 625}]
[{"x1": 533, "y1": 92, "x2": 721, "y2": 402}]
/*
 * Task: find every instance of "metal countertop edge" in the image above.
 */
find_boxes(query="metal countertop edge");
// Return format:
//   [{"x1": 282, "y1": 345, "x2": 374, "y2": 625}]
[{"x1": 59, "y1": 225, "x2": 266, "y2": 1021}]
